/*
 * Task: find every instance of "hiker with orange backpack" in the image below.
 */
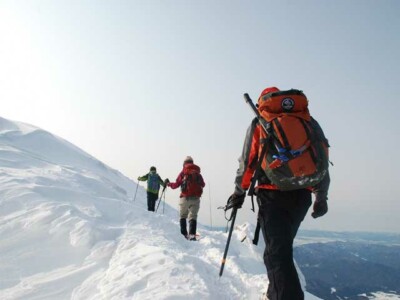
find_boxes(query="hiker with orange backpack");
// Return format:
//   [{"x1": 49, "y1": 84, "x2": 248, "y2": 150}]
[
  {"x1": 167, "y1": 156, "x2": 205, "y2": 241},
  {"x1": 225, "y1": 87, "x2": 330, "y2": 300}
]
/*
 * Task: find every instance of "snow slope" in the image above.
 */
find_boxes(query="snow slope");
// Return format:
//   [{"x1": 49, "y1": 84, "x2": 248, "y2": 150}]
[{"x1": 0, "y1": 116, "x2": 320, "y2": 300}]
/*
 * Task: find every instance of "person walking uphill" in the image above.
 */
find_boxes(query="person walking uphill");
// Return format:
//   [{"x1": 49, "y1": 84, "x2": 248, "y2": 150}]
[
  {"x1": 138, "y1": 166, "x2": 166, "y2": 212},
  {"x1": 226, "y1": 87, "x2": 331, "y2": 300},
  {"x1": 167, "y1": 156, "x2": 205, "y2": 241}
]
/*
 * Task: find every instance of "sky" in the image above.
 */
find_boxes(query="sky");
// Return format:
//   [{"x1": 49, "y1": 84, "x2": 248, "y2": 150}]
[{"x1": 1, "y1": 0, "x2": 399, "y2": 233}]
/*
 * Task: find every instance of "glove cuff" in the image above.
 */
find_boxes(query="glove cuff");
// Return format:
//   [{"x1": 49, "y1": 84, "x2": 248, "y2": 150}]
[{"x1": 315, "y1": 193, "x2": 328, "y2": 202}]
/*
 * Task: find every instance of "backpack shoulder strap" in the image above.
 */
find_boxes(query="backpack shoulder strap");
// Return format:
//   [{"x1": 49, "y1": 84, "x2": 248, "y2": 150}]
[{"x1": 248, "y1": 138, "x2": 269, "y2": 197}]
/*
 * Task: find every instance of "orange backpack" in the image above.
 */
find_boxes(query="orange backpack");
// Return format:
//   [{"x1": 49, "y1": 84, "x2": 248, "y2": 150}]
[{"x1": 257, "y1": 89, "x2": 330, "y2": 191}]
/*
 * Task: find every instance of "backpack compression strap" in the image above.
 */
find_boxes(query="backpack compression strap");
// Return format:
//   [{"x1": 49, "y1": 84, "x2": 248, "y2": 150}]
[
  {"x1": 269, "y1": 140, "x2": 311, "y2": 169},
  {"x1": 267, "y1": 118, "x2": 312, "y2": 169}
]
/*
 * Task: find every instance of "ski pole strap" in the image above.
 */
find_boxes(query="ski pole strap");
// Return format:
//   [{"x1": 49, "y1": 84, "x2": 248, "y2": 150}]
[
  {"x1": 252, "y1": 220, "x2": 261, "y2": 245},
  {"x1": 250, "y1": 194, "x2": 255, "y2": 212}
]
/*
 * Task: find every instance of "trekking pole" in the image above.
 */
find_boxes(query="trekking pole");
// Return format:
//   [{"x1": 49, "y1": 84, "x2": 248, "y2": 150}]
[
  {"x1": 155, "y1": 186, "x2": 166, "y2": 213},
  {"x1": 162, "y1": 189, "x2": 166, "y2": 214},
  {"x1": 133, "y1": 181, "x2": 140, "y2": 202},
  {"x1": 209, "y1": 183, "x2": 213, "y2": 230},
  {"x1": 219, "y1": 207, "x2": 238, "y2": 277}
]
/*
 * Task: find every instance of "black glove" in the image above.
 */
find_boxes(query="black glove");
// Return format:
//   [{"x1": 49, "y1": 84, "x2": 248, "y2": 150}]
[
  {"x1": 311, "y1": 199, "x2": 328, "y2": 218},
  {"x1": 225, "y1": 193, "x2": 246, "y2": 211},
  {"x1": 164, "y1": 178, "x2": 170, "y2": 185}
]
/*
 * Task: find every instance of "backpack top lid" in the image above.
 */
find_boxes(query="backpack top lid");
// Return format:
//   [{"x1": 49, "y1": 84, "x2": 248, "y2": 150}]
[
  {"x1": 258, "y1": 88, "x2": 310, "y2": 122},
  {"x1": 183, "y1": 163, "x2": 201, "y2": 174}
]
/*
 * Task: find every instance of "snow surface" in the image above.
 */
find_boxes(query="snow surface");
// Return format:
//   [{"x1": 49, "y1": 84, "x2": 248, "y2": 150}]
[
  {"x1": 0, "y1": 116, "x2": 322, "y2": 300},
  {"x1": 367, "y1": 293, "x2": 400, "y2": 300}
]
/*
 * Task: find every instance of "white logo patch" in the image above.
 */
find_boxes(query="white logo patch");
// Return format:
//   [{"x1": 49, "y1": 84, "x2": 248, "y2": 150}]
[{"x1": 281, "y1": 98, "x2": 295, "y2": 111}]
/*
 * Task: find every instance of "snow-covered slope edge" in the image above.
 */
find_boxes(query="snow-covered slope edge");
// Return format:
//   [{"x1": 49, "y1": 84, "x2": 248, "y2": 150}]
[{"x1": 0, "y1": 116, "x2": 320, "y2": 300}]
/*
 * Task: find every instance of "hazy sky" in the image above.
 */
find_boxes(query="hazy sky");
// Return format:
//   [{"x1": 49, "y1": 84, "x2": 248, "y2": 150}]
[{"x1": 1, "y1": 0, "x2": 399, "y2": 233}]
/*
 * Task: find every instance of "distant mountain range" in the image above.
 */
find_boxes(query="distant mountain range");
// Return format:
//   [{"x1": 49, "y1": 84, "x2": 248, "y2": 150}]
[{"x1": 295, "y1": 230, "x2": 400, "y2": 300}]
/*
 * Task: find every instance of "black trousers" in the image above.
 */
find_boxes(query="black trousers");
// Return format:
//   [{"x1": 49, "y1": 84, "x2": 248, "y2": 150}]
[
  {"x1": 257, "y1": 189, "x2": 312, "y2": 300},
  {"x1": 147, "y1": 191, "x2": 159, "y2": 211}
]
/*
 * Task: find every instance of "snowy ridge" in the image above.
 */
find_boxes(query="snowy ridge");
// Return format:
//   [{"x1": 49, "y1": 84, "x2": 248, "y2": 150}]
[{"x1": 0, "y1": 116, "x2": 320, "y2": 300}]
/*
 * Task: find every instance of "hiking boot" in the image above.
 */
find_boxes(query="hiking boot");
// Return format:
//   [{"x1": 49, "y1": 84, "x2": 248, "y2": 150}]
[
  {"x1": 189, "y1": 219, "x2": 197, "y2": 235},
  {"x1": 180, "y1": 218, "x2": 188, "y2": 236},
  {"x1": 189, "y1": 234, "x2": 197, "y2": 241}
]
